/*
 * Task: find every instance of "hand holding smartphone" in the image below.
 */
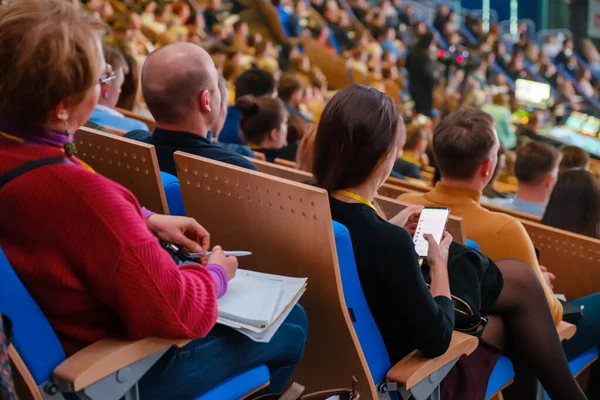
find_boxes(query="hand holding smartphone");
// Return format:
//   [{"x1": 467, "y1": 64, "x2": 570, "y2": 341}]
[{"x1": 413, "y1": 207, "x2": 450, "y2": 258}]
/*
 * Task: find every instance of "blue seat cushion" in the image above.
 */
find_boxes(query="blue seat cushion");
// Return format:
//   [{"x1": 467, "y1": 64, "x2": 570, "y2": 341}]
[
  {"x1": 485, "y1": 355, "x2": 514, "y2": 399},
  {"x1": 161, "y1": 172, "x2": 185, "y2": 216},
  {"x1": 196, "y1": 365, "x2": 270, "y2": 400}
]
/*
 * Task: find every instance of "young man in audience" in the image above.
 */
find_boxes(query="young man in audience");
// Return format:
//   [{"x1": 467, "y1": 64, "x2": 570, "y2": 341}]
[
  {"x1": 279, "y1": 73, "x2": 312, "y2": 123},
  {"x1": 393, "y1": 124, "x2": 426, "y2": 180},
  {"x1": 559, "y1": 145, "x2": 590, "y2": 173},
  {"x1": 487, "y1": 141, "x2": 560, "y2": 217},
  {"x1": 516, "y1": 110, "x2": 544, "y2": 145},
  {"x1": 125, "y1": 43, "x2": 256, "y2": 176},
  {"x1": 398, "y1": 109, "x2": 563, "y2": 325},
  {"x1": 89, "y1": 44, "x2": 149, "y2": 132},
  {"x1": 218, "y1": 68, "x2": 277, "y2": 145}
]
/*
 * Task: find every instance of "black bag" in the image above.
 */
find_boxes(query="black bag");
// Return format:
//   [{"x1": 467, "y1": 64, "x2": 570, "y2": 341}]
[
  {"x1": 423, "y1": 242, "x2": 504, "y2": 336},
  {"x1": 560, "y1": 300, "x2": 584, "y2": 324}
]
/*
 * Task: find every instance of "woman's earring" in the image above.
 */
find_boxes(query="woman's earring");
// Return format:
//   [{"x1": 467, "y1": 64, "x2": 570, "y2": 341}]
[{"x1": 63, "y1": 120, "x2": 77, "y2": 157}]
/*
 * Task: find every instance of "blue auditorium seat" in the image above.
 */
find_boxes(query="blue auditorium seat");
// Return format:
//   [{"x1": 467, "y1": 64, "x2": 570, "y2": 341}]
[
  {"x1": 0, "y1": 247, "x2": 270, "y2": 399},
  {"x1": 543, "y1": 347, "x2": 599, "y2": 400},
  {"x1": 485, "y1": 355, "x2": 515, "y2": 399},
  {"x1": 161, "y1": 171, "x2": 185, "y2": 216},
  {"x1": 333, "y1": 221, "x2": 473, "y2": 400}
]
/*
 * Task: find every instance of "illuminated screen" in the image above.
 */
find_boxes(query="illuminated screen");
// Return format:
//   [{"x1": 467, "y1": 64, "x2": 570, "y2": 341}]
[
  {"x1": 581, "y1": 116, "x2": 600, "y2": 137},
  {"x1": 565, "y1": 111, "x2": 587, "y2": 131},
  {"x1": 515, "y1": 79, "x2": 552, "y2": 109}
]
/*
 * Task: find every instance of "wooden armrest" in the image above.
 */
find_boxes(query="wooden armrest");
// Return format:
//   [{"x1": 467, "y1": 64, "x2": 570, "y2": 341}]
[
  {"x1": 386, "y1": 331, "x2": 478, "y2": 390},
  {"x1": 557, "y1": 321, "x2": 577, "y2": 341},
  {"x1": 53, "y1": 337, "x2": 190, "y2": 391}
]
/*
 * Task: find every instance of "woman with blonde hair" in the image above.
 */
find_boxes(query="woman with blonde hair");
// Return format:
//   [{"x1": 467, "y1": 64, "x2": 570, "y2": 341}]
[{"x1": 0, "y1": 1, "x2": 307, "y2": 398}]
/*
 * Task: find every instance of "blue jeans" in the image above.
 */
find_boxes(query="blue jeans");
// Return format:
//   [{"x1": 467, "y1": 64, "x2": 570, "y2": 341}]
[
  {"x1": 138, "y1": 305, "x2": 308, "y2": 400},
  {"x1": 562, "y1": 293, "x2": 600, "y2": 399}
]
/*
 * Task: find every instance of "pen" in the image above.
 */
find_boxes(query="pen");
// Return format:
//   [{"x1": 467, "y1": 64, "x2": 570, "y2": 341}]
[{"x1": 187, "y1": 251, "x2": 253, "y2": 258}]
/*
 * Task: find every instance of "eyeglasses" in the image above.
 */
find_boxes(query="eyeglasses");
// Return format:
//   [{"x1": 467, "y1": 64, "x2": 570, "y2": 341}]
[{"x1": 99, "y1": 64, "x2": 116, "y2": 86}]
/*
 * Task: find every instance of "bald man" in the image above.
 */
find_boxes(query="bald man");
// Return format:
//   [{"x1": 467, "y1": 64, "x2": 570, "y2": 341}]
[{"x1": 125, "y1": 43, "x2": 256, "y2": 176}]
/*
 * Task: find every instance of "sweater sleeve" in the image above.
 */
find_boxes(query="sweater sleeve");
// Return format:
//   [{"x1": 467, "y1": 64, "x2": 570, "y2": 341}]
[
  {"x1": 69, "y1": 177, "x2": 219, "y2": 341},
  {"x1": 498, "y1": 220, "x2": 563, "y2": 325},
  {"x1": 384, "y1": 229, "x2": 455, "y2": 358}
]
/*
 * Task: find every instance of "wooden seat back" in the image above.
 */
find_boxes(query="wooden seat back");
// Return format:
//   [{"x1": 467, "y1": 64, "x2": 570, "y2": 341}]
[
  {"x1": 74, "y1": 127, "x2": 169, "y2": 215},
  {"x1": 520, "y1": 220, "x2": 600, "y2": 300},
  {"x1": 255, "y1": 0, "x2": 289, "y2": 44},
  {"x1": 251, "y1": 158, "x2": 313, "y2": 183},
  {"x1": 301, "y1": 38, "x2": 351, "y2": 90},
  {"x1": 384, "y1": 80, "x2": 402, "y2": 105},
  {"x1": 173, "y1": 152, "x2": 377, "y2": 398},
  {"x1": 274, "y1": 158, "x2": 298, "y2": 168}
]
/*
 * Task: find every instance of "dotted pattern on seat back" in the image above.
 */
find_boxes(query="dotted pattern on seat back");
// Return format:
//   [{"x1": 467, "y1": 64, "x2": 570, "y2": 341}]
[
  {"x1": 0, "y1": 248, "x2": 66, "y2": 385},
  {"x1": 332, "y1": 222, "x2": 392, "y2": 386},
  {"x1": 525, "y1": 221, "x2": 600, "y2": 300},
  {"x1": 74, "y1": 127, "x2": 169, "y2": 215},
  {"x1": 173, "y1": 152, "x2": 377, "y2": 399}
]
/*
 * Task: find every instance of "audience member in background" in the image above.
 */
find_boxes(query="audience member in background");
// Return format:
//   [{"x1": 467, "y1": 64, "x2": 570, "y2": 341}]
[
  {"x1": 516, "y1": 110, "x2": 543, "y2": 145},
  {"x1": 482, "y1": 93, "x2": 517, "y2": 150},
  {"x1": 398, "y1": 110, "x2": 563, "y2": 325},
  {"x1": 203, "y1": 0, "x2": 223, "y2": 33},
  {"x1": 237, "y1": 95, "x2": 289, "y2": 162},
  {"x1": 482, "y1": 146, "x2": 510, "y2": 200},
  {"x1": 406, "y1": 32, "x2": 436, "y2": 117},
  {"x1": 542, "y1": 169, "x2": 600, "y2": 399},
  {"x1": 125, "y1": 43, "x2": 256, "y2": 174},
  {"x1": 0, "y1": 2, "x2": 306, "y2": 398},
  {"x1": 433, "y1": 5, "x2": 450, "y2": 34},
  {"x1": 279, "y1": 73, "x2": 311, "y2": 122},
  {"x1": 559, "y1": 145, "x2": 590, "y2": 173},
  {"x1": 316, "y1": 88, "x2": 587, "y2": 400},
  {"x1": 214, "y1": 77, "x2": 256, "y2": 158},
  {"x1": 555, "y1": 37, "x2": 575, "y2": 66},
  {"x1": 576, "y1": 69, "x2": 595, "y2": 98},
  {"x1": 116, "y1": 52, "x2": 141, "y2": 112},
  {"x1": 89, "y1": 44, "x2": 149, "y2": 132},
  {"x1": 542, "y1": 35, "x2": 561, "y2": 59},
  {"x1": 543, "y1": 169, "x2": 600, "y2": 238},
  {"x1": 393, "y1": 125, "x2": 426, "y2": 180},
  {"x1": 219, "y1": 68, "x2": 277, "y2": 145},
  {"x1": 0, "y1": 315, "x2": 16, "y2": 400},
  {"x1": 487, "y1": 141, "x2": 560, "y2": 217},
  {"x1": 582, "y1": 38, "x2": 600, "y2": 75}
]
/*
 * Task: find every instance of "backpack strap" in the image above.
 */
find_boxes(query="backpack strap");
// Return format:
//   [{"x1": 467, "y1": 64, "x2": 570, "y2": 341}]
[{"x1": 0, "y1": 157, "x2": 73, "y2": 190}]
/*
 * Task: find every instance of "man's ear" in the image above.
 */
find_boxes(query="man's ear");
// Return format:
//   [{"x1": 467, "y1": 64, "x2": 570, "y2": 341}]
[
  {"x1": 199, "y1": 89, "x2": 212, "y2": 113},
  {"x1": 480, "y1": 158, "x2": 494, "y2": 178}
]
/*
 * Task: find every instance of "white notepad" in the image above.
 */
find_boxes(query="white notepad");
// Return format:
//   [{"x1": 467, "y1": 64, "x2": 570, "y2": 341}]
[
  {"x1": 217, "y1": 270, "x2": 284, "y2": 328},
  {"x1": 217, "y1": 269, "x2": 307, "y2": 342}
]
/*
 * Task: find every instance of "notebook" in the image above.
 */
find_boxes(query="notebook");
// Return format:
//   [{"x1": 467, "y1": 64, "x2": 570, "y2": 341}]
[
  {"x1": 217, "y1": 269, "x2": 307, "y2": 343},
  {"x1": 217, "y1": 270, "x2": 284, "y2": 328}
]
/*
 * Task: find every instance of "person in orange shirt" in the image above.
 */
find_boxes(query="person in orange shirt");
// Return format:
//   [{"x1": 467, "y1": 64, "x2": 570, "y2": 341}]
[{"x1": 398, "y1": 110, "x2": 562, "y2": 324}]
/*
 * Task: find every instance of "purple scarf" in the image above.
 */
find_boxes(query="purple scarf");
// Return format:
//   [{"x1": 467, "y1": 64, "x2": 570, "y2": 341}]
[{"x1": 0, "y1": 120, "x2": 74, "y2": 148}]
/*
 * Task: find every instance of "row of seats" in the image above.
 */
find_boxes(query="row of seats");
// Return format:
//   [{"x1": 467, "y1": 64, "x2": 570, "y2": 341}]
[{"x1": 5, "y1": 126, "x2": 592, "y2": 399}]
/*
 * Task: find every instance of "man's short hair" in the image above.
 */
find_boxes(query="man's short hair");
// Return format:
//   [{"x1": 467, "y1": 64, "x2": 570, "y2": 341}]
[
  {"x1": 278, "y1": 73, "x2": 303, "y2": 102},
  {"x1": 433, "y1": 109, "x2": 497, "y2": 179},
  {"x1": 234, "y1": 68, "x2": 276, "y2": 100},
  {"x1": 404, "y1": 125, "x2": 426, "y2": 151},
  {"x1": 515, "y1": 141, "x2": 560, "y2": 184},
  {"x1": 217, "y1": 76, "x2": 228, "y2": 107},
  {"x1": 103, "y1": 44, "x2": 128, "y2": 73}
]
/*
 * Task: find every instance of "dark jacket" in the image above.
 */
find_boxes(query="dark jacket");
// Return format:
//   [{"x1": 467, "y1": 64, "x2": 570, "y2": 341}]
[
  {"x1": 125, "y1": 128, "x2": 256, "y2": 176},
  {"x1": 393, "y1": 157, "x2": 422, "y2": 180},
  {"x1": 407, "y1": 32, "x2": 436, "y2": 116},
  {"x1": 218, "y1": 106, "x2": 244, "y2": 145}
]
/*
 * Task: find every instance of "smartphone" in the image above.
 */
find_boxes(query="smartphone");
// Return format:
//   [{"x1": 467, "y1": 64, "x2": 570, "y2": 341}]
[{"x1": 413, "y1": 207, "x2": 450, "y2": 258}]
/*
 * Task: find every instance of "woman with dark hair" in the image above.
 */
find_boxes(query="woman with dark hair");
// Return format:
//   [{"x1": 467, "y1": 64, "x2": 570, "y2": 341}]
[
  {"x1": 115, "y1": 50, "x2": 140, "y2": 111},
  {"x1": 237, "y1": 95, "x2": 290, "y2": 162},
  {"x1": 313, "y1": 85, "x2": 587, "y2": 399},
  {"x1": 542, "y1": 169, "x2": 600, "y2": 238},
  {"x1": 542, "y1": 169, "x2": 600, "y2": 399},
  {"x1": 559, "y1": 145, "x2": 590, "y2": 174}
]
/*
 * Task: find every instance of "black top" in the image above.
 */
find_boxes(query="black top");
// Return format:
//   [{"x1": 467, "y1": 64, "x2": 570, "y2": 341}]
[
  {"x1": 393, "y1": 158, "x2": 422, "y2": 180},
  {"x1": 255, "y1": 141, "x2": 299, "y2": 163},
  {"x1": 329, "y1": 197, "x2": 454, "y2": 362},
  {"x1": 125, "y1": 128, "x2": 257, "y2": 177}
]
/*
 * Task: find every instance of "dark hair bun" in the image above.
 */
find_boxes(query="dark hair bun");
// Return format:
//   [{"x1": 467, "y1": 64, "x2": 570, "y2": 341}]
[{"x1": 236, "y1": 95, "x2": 260, "y2": 117}]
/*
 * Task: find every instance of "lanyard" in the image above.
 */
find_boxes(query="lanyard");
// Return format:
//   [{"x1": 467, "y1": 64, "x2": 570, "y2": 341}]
[{"x1": 336, "y1": 190, "x2": 380, "y2": 217}]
